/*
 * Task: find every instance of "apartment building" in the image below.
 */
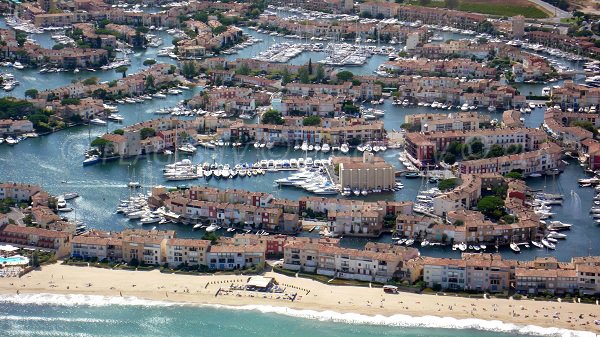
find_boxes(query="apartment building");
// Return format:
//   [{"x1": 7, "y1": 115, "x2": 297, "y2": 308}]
[
  {"x1": 206, "y1": 244, "x2": 265, "y2": 270},
  {"x1": 459, "y1": 142, "x2": 562, "y2": 176},
  {"x1": 0, "y1": 224, "x2": 71, "y2": 257},
  {"x1": 162, "y1": 238, "x2": 211, "y2": 268},
  {"x1": 0, "y1": 182, "x2": 43, "y2": 201}
]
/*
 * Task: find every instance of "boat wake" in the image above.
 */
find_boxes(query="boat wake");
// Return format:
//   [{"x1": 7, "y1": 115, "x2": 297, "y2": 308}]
[{"x1": 0, "y1": 293, "x2": 595, "y2": 337}]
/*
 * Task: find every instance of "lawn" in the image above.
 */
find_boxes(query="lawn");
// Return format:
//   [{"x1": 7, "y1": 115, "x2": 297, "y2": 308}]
[{"x1": 408, "y1": 0, "x2": 550, "y2": 19}]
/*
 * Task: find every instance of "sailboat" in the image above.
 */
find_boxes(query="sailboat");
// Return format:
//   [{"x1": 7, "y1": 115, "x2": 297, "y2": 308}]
[{"x1": 128, "y1": 167, "x2": 141, "y2": 188}]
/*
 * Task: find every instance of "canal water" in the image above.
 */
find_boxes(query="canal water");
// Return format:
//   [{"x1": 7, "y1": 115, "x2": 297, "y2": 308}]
[{"x1": 1, "y1": 19, "x2": 597, "y2": 261}]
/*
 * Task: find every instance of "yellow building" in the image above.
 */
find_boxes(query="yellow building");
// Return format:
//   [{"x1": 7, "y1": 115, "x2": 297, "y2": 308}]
[{"x1": 335, "y1": 153, "x2": 394, "y2": 191}]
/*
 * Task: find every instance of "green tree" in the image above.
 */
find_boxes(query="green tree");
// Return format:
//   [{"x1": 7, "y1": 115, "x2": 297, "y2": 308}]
[
  {"x1": 113, "y1": 129, "x2": 124, "y2": 135},
  {"x1": 212, "y1": 25, "x2": 227, "y2": 35},
  {"x1": 202, "y1": 231, "x2": 220, "y2": 244},
  {"x1": 336, "y1": 70, "x2": 354, "y2": 82},
  {"x1": 61, "y1": 98, "x2": 81, "y2": 105},
  {"x1": 143, "y1": 58, "x2": 156, "y2": 66},
  {"x1": 52, "y1": 43, "x2": 65, "y2": 50},
  {"x1": 315, "y1": 64, "x2": 325, "y2": 83},
  {"x1": 504, "y1": 171, "x2": 523, "y2": 180},
  {"x1": 438, "y1": 178, "x2": 460, "y2": 191},
  {"x1": 145, "y1": 75, "x2": 155, "y2": 90},
  {"x1": 571, "y1": 120, "x2": 598, "y2": 136},
  {"x1": 298, "y1": 66, "x2": 310, "y2": 84},
  {"x1": 91, "y1": 137, "x2": 110, "y2": 156},
  {"x1": 115, "y1": 66, "x2": 128, "y2": 78},
  {"x1": 486, "y1": 144, "x2": 505, "y2": 158},
  {"x1": 442, "y1": 152, "x2": 456, "y2": 164},
  {"x1": 182, "y1": 62, "x2": 197, "y2": 79},
  {"x1": 261, "y1": 109, "x2": 284, "y2": 125},
  {"x1": 307, "y1": 58, "x2": 313, "y2": 75},
  {"x1": 140, "y1": 127, "x2": 156, "y2": 140},
  {"x1": 469, "y1": 138, "x2": 484, "y2": 156},
  {"x1": 477, "y1": 196, "x2": 505, "y2": 219},
  {"x1": 25, "y1": 89, "x2": 38, "y2": 99},
  {"x1": 82, "y1": 77, "x2": 98, "y2": 86},
  {"x1": 419, "y1": 0, "x2": 431, "y2": 5},
  {"x1": 281, "y1": 68, "x2": 291, "y2": 85},
  {"x1": 237, "y1": 63, "x2": 251, "y2": 76},
  {"x1": 302, "y1": 116, "x2": 321, "y2": 126}
]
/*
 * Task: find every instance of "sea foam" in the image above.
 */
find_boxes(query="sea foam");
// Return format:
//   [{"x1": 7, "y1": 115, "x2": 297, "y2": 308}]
[{"x1": 0, "y1": 293, "x2": 595, "y2": 337}]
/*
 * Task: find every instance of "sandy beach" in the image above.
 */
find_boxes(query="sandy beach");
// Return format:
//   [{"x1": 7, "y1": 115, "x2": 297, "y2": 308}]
[{"x1": 1, "y1": 264, "x2": 598, "y2": 335}]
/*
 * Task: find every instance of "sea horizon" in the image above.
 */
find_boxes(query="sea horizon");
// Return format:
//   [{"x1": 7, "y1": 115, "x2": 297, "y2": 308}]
[{"x1": 0, "y1": 292, "x2": 595, "y2": 337}]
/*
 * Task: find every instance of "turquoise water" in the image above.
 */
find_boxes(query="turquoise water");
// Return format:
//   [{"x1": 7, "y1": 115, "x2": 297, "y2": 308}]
[
  {"x1": 0, "y1": 256, "x2": 28, "y2": 264},
  {"x1": 0, "y1": 294, "x2": 582, "y2": 337}
]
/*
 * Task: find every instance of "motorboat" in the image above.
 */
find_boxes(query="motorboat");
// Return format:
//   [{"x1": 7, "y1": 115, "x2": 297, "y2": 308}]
[
  {"x1": 62, "y1": 192, "x2": 79, "y2": 200},
  {"x1": 89, "y1": 118, "x2": 107, "y2": 126},
  {"x1": 531, "y1": 241, "x2": 544, "y2": 249},
  {"x1": 82, "y1": 155, "x2": 100, "y2": 166},
  {"x1": 541, "y1": 238, "x2": 556, "y2": 249},
  {"x1": 510, "y1": 243, "x2": 521, "y2": 253},
  {"x1": 340, "y1": 143, "x2": 349, "y2": 154},
  {"x1": 205, "y1": 223, "x2": 219, "y2": 233}
]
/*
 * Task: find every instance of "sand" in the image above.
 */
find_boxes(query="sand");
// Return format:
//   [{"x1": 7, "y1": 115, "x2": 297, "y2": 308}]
[{"x1": 1, "y1": 264, "x2": 599, "y2": 334}]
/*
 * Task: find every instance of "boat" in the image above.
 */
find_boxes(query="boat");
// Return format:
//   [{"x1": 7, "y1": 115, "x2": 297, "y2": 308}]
[
  {"x1": 140, "y1": 216, "x2": 161, "y2": 224},
  {"x1": 82, "y1": 155, "x2": 100, "y2": 166},
  {"x1": 62, "y1": 192, "x2": 79, "y2": 200},
  {"x1": 510, "y1": 243, "x2": 521, "y2": 253},
  {"x1": 205, "y1": 223, "x2": 219, "y2": 233},
  {"x1": 193, "y1": 224, "x2": 203, "y2": 230},
  {"x1": 340, "y1": 143, "x2": 349, "y2": 154},
  {"x1": 89, "y1": 118, "x2": 107, "y2": 126},
  {"x1": 178, "y1": 143, "x2": 197, "y2": 153},
  {"x1": 531, "y1": 241, "x2": 544, "y2": 249},
  {"x1": 547, "y1": 231, "x2": 567, "y2": 239},
  {"x1": 541, "y1": 238, "x2": 556, "y2": 249},
  {"x1": 458, "y1": 242, "x2": 467, "y2": 252},
  {"x1": 420, "y1": 240, "x2": 430, "y2": 247}
]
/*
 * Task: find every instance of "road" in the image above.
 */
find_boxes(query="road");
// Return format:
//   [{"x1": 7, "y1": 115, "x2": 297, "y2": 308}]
[{"x1": 527, "y1": 0, "x2": 572, "y2": 20}]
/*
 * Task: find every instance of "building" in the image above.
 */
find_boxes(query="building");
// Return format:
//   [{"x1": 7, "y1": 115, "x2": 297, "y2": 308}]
[
  {"x1": 335, "y1": 152, "x2": 395, "y2": 191},
  {"x1": 511, "y1": 15, "x2": 525, "y2": 39},
  {"x1": 207, "y1": 244, "x2": 265, "y2": 270},
  {"x1": 0, "y1": 224, "x2": 71, "y2": 257},
  {"x1": 163, "y1": 238, "x2": 211, "y2": 268}
]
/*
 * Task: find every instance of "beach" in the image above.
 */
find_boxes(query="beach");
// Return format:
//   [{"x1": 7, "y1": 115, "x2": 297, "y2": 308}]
[{"x1": 0, "y1": 264, "x2": 598, "y2": 335}]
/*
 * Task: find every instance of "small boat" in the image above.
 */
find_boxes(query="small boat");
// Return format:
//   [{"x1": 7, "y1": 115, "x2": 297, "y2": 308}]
[
  {"x1": 420, "y1": 240, "x2": 429, "y2": 247},
  {"x1": 541, "y1": 238, "x2": 556, "y2": 249},
  {"x1": 205, "y1": 223, "x2": 219, "y2": 233},
  {"x1": 340, "y1": 143, "x2": 349, "y2": 154},
  {"x1": 89, "y1": 118, "x2": 107, "y2": 126},
  {"x1": 510, "y1": 243, "x2": 521, "y2": 253},
  {"x1": 82, "y1": 155, "x2": 100, "y2": 166},
  {"x1": 62, "y1": 192, "x2": 79, "y2": 200},
  {"x1": 531, "y1": 241, "x2": 544, "y2": 249}
]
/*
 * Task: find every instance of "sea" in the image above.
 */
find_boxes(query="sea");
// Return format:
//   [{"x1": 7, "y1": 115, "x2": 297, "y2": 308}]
[{"x1": 0, "y1": 293, "x2": 594, "y2": 337}]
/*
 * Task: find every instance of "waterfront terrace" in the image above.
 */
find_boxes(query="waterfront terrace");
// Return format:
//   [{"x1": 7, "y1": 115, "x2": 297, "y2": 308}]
[
  {"x1": 382, "y1": 58, "x2": 496, "y2": 79},
  {"x1": 404, "y1": 112, "x2": 488, "y2": 132},
  {"x1": 550, "y1": 81, "x2": 600, "y2": 109},
  {"x1": 397, "y1": 5, "x2": 486, "y2": 30},
  {"x1": 404, "y1": 127, "x2": 547, "y2": 167},
  {"x1": 151, "y1": 186, "x2": 412, "y2": 237},
  {"x1": 222, "y1": 117, "x2": 385, "y2": 146},
  {"x1": 459, "y1": 142, "x2": 563, "y2": 176},
  {"x1": 543, "y1": 108, "x2": 595, "y2": 149}
]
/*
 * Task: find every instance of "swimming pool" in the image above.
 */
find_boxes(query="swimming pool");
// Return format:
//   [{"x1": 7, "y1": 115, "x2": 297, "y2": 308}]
[{"x1": 0, "y1": 256, "x2": 29, "y2": 265}]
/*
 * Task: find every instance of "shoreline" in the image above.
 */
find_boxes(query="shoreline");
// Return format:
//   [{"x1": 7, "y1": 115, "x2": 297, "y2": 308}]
[{"x1": 0, "y1": 264, "x2": 598, "y2": 336}]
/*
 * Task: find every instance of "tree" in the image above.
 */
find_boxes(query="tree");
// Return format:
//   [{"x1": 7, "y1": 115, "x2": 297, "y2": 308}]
[
  {"x1": 298, "y1": 66, "x2": 310, "y2": 84},
  {"x1": 143, "y1": 58, "x2": 156, "y2": 66},
  {"x1": 261, "y1": 109, "x2": 284, "y2": 125},
  {"x1": 281, "y1": 68, "x2": 291, "y2": 85},
  {"x1": 302, "y1": 116, "x2": 321, "y2": 126},
  {"x1": 212, "y1": 25, "x2": 227, "y2": 35},
  {"x1": 182, "y1": 62, "x2": 197, "y2": 79},
  {"x1": 237, "y1": 63, "x2": 251, "y2": 76},
  {"x1": 113, "y1": 129, "x2": 124, "y2": 135},
  {"x1": 477, "y1": 196, "x2": 505, "y2": 219},
  {"x1": 438, "y1": 178, "x2": 460, "y2": 191},
  {"x1": 442, "y1": 152, "x2": 456, "y2": 164},
  {"x1": 506, "y1": 144, "x2": 522, "y2": 155},
  {"x1": 90, "y1": 137, "x2": 110, "y2": 156},
  {"x1": 486, "y1": 144, "x2": 505, "y2": 158},
  {"x1": 25, "y1": 89, "x2": 38, "y2": 99},
  {"x1": 571, "y1": 120, "x2": 598, "y2": 136},
  {"x1": 445, "y1": 0, "x2": 459, "y2": 9},
  {"x1": 469, "y1": 138, "x2": 484, "y2": 157},
  {"x1": 145, "y1": 75, "x2": 155, "y2": 90},
  {"x1": 315, "y1": 64, "x2": 325, "y2": 83},
  {"x1": 61, "y1": 98, "x2": 81, "y2": 105},
  {"x1": 82, "y1": 77, "x2": 98, "y2": 86},
  {"x1": 115, "y1": 66, "x2": 128, "y2": 78},
  {"x1": 336, "y1": 70, "x2": 354, "y2": 82},
  {"x1": 52, "y1": 43, "x2": 65, "y2": 50},
  {"x1": 307, "y1": 58, "x2": 313, "y2": 75},
  {"x1": 419, "y1": 0, "x2": 431, "y2": 5},
  {"x1": 504, "y1": 171, "x2": 523, "y2": 180},
  {"x1": 140, "y1": 127, "x2": 156, "y2": 140},
  {"x1": 202, "y1": 231, "x2": 219, "y2": 244}
]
